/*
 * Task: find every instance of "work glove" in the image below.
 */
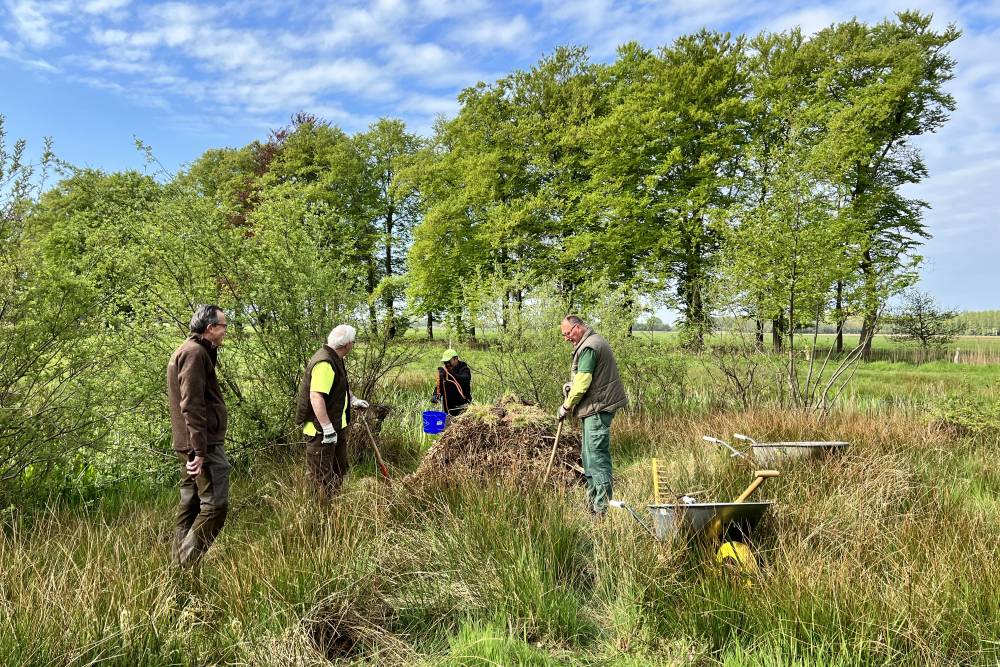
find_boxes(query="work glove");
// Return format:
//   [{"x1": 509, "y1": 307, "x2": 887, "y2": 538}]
[
  {"x1": 430, "y1": 392, "x2": 441, "y2": 404},
  {"x1": 556, "y1": 404, "x2": 570, "y2": 421},
  {"x1": 562, "y1": 382, "x2": 572, "y2": 399},
  {"x1": 321, "y1": 423, "x2": 338, "y2": 445},
  {"x1": 351, "y1": 396, "x2": 369, "y2": 410},
  {"x1": 437, "y1": 366, "x2": 446, "y2": 377}
]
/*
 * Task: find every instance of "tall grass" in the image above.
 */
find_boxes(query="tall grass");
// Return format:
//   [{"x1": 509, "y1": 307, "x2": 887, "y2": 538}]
[{"x1": 3, "y1": 403, "x2": 999, "y2": 665}]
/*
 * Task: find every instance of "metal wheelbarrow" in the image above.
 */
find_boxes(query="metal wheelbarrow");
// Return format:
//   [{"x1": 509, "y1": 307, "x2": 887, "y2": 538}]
[
  {"x1": 704, "y1": 434, "x2": 849, "y2": 467},
  {"x1": 610, "y1": 463, "x2": 778, "y2": 579}
]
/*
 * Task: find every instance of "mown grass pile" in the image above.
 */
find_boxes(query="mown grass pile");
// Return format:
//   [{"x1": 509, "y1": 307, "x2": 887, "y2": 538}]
[{"x1": 3, "y1": 406, "x2": 1000, "y2": 666}]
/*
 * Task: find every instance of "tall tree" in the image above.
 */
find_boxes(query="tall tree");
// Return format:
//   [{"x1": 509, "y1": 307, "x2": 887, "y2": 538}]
[
  {"x1": 807, "y1": 12, "x2": 960, "y2": 354},
  {"x1": 584, "y1": 31, "x2": 748, "y2": 349},
  {"x1": 405, "y1": 47, "x2": 605, "y2": 332},
  {"x1": 356, "y1": 118, "x2": 423, "y2": 336}
]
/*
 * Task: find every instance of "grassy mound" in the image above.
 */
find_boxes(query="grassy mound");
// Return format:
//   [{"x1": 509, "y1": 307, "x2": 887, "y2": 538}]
[{"x1": 411, "y1": 394, "x2": 584, "y2": 487}]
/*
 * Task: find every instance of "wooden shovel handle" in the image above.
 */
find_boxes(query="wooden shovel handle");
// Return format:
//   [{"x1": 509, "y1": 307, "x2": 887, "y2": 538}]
[
  {"x1": 734, "y1": 470, "x2": 778, "y2": 503},
  {"x1": 541, "y1": 420, "x2": 564, "y2": 486},
  {"x1": 361, "y1": 415, "x2": 392, "y2": 488}
]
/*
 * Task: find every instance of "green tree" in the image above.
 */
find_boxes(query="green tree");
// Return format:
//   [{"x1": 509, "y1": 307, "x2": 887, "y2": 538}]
[
  {"x1": 807, "y1": 12, "x2": 961, "y2": 354},
  {"x1": 888, "y1": 289, "x2": 960, "y2": 350},
  {"x1": 356, "y1": 118, "x2": 423, "y2": 336},
  {"x1": 583, "y1": 32, "x2": 748, "y2": 349},
  {"x1": 0, "y1": 123, "x2": 144, "y2": 499},
  {"x1": 405, "y1": 47, "x2": 605, "y2": 335}
]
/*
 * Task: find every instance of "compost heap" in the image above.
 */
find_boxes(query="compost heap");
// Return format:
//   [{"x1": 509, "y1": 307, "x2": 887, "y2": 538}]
[{"x1": 411, "y1": 394, "x2": 584, "y2": 487}]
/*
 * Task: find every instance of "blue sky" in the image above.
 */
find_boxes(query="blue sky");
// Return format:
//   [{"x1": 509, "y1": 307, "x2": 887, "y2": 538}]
[{"x1": 2, "y1": 0, "x2": 999, "y2": 310}]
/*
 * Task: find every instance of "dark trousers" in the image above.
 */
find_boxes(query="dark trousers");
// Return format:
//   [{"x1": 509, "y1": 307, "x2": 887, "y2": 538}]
[
  {"x1": 174, "y1": 445, "x2": 230, "y2": 567},
  {"x1": 306, "y1": 428, "x2": 348, "y2": 497}
]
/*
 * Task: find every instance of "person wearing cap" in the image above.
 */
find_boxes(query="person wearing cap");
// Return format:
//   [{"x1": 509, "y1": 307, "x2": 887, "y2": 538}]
[{"x1": 432, "y1": 349, "x2": 472, "y2": 417}]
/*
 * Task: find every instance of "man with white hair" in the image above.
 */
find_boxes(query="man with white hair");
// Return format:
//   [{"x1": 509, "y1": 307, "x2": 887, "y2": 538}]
[{"x1": 295, "y1": 324, "x2": 369, "y2": 496}]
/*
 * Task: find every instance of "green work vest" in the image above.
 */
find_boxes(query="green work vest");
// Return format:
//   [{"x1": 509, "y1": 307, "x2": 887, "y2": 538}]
[{"x1": 570, "y1": 328, "x2": 629, "y2": 418}]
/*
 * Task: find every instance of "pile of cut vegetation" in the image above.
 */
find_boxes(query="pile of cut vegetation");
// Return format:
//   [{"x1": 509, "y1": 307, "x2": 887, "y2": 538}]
[{"x1": 410, "y1": 394, "x2": 584, "y2": 487}]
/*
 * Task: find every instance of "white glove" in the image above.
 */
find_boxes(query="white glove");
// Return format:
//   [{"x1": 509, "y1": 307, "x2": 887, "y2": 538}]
[
  {"x1": 351, "y1": 397, "x2": 369, "y2": 410},
  {"x1": 557, "y1": 404, "x2": 570, "y2": 421},
  {"x1": 562, "y1": 382, "x2": 572, "y2": 398},
  {"x1": 321, "y1": 423, "x2": 338, "y2": 445}
]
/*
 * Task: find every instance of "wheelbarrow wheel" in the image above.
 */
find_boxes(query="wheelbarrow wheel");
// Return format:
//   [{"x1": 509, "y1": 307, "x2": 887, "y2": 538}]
[{"x1": 716, "y1": 540, "x2": 762, "y2": 586}]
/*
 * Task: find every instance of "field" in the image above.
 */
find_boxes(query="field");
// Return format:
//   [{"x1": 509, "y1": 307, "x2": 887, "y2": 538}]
[{"x1": 4, "y1": 340, "x2": 1000, "y2": 666}]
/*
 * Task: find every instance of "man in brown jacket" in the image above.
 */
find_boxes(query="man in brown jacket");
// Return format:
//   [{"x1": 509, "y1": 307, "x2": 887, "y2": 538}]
[
  {"x1": 168, "y1": 304, "x2": 230, "y2": 567},
  {"x1": 296, "y1": 324, "x2": 368, "y2": 497}
]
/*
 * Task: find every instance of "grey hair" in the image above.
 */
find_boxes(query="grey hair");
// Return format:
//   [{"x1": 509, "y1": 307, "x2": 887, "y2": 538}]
[
  {"x1": 562, "y1": 314, "x2": 586, "y2": 328},
  {"x1": 327, "y1": 324, "x2": 357, "y2": 349},
  {"x1": 190, "y1": 305, "x2": 223, "y2": 334}
]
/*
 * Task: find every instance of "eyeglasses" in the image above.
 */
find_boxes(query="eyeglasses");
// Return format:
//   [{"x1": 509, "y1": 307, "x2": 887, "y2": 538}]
[
  {"x1": 212, "y1": 322, "x2": 228, "y2": 330},
  {"x1": 562, "y1": 324, "x2": 580, "y2": 339}
]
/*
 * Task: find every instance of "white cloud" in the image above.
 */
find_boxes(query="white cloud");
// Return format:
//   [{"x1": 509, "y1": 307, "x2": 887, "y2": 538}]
[
  {"x1": 0, "y1": 32, "x2": 57, "y2": 67},
  {"x1": 6, "y1": 0, "x2": 70, "y2": 47},
  {"x1": 396, "y1": 91, "x2": 459, "y2": 115},
  {"x1": 454, "y1": 14, "x2": 530, "y2": 48},
  {"x1": 383, "y1": 41, "x2": 472, "y2": 86},
  {"x1": 416, "y1": 0, "x2": 483, "y2": 21},
  {"x1": 83, "y1": 0, "x2": 130, "y2": 16}
]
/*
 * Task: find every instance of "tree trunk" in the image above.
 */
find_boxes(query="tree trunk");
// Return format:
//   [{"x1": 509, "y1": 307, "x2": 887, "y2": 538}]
[
  {"x1": 366, "y1": 259, "x2": 378, "y2": 331},
  {"x1": 835, "y1": 281, "x2": 844, "y2": 353},
  {"x1": 858, "y1": 318, "x2": 876, "y2": 358},
  {"x1": 385, "y1": 209, "x2": 396, "y2": 338},
  {"x1": 772, "y1": 317, "x2": 784, "y2": 354},
  {"x1": 755, "y1": 317, "x2": 764, "y2": 351},
  {"x1": 682, "y1": 260, "x2": 705, "y2": 351},
  {"x1": 857, "y1": 248, "x2": 878, "y2": 356},
  {"x1": 427, "y1": 311, "x2": 433, "y2": 340},
  {"x1": 502, "y1": 291, "x2": 509, "y2": 332}
]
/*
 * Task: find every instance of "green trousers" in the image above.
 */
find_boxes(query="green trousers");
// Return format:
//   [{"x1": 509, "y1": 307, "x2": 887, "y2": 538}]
[
  {"x1": 173, "y1": 445, "x2": 230, "y2": 567},
  {"x1": 581, "y1": 411, "x2": 615, "y2": 514}
]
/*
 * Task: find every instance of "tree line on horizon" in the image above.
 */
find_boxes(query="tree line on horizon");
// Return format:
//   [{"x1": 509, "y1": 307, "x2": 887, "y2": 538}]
[{"x1": 15, "y1": 12, "x2": 959, "y2": 348}]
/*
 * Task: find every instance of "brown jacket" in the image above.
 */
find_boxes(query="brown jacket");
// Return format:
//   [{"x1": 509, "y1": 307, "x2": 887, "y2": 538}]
[
  {"x1": 296, "y1": 345, "x2": 351, "y2": 428},
  {"x1": 168, "y1": 334, "x2": 228, "y2": 457}
]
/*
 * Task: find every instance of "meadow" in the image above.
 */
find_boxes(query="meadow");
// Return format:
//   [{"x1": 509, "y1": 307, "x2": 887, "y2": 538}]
[
  {"x1": 3, "y1": 337, "x2": 1000, "y2": 667},
  {"x1": 0, "y1": 12, "x2": 974, "y2": 664}
]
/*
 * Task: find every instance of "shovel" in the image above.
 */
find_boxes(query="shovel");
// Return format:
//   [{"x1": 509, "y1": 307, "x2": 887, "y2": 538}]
[
  {"x1": 541, "y1": 420, "x2": 564, "y2": 487},
  {"x1": 360, "y1": 414, "x2": 392, "y2": 488},
  {"x1": 733, "y1": 470, "x2": 778, "y2": 503}
]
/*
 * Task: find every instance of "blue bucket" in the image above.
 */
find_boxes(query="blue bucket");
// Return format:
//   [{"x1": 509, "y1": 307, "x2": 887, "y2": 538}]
[{"x1": 422, "y1": 410, "x2": 447, "y2": 434}]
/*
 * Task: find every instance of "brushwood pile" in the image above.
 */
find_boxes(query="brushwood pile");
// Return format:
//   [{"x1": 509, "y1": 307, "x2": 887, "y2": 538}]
[{"x1": 411, "y1": 394, "x2": 584, "y2": 487}]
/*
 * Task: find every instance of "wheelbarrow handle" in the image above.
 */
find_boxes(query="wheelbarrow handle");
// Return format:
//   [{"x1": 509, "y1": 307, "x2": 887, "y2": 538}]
[
  {"x1": 703, "y1": 435, "x2": 745, "y2": 458},
  {"x1": 734, "y1": 433, "x2": 759, "y2": 446},
  {"x1": 608, "y1": 499, "x2": 654, "y2": 536}
]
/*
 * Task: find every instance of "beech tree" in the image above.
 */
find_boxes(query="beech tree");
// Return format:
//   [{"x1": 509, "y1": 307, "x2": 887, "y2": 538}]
[{"x1": 808, "y1": 12, "x2": 961, "y2": 354}]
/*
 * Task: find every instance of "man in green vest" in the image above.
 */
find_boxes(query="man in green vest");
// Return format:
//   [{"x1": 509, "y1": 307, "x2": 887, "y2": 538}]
[
  {"x1": 557, "y1": 315, "x2": 629, "y2": 517},
  {"x1": 296, "y1": 324, "x2": 369, "y2": 497}
]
